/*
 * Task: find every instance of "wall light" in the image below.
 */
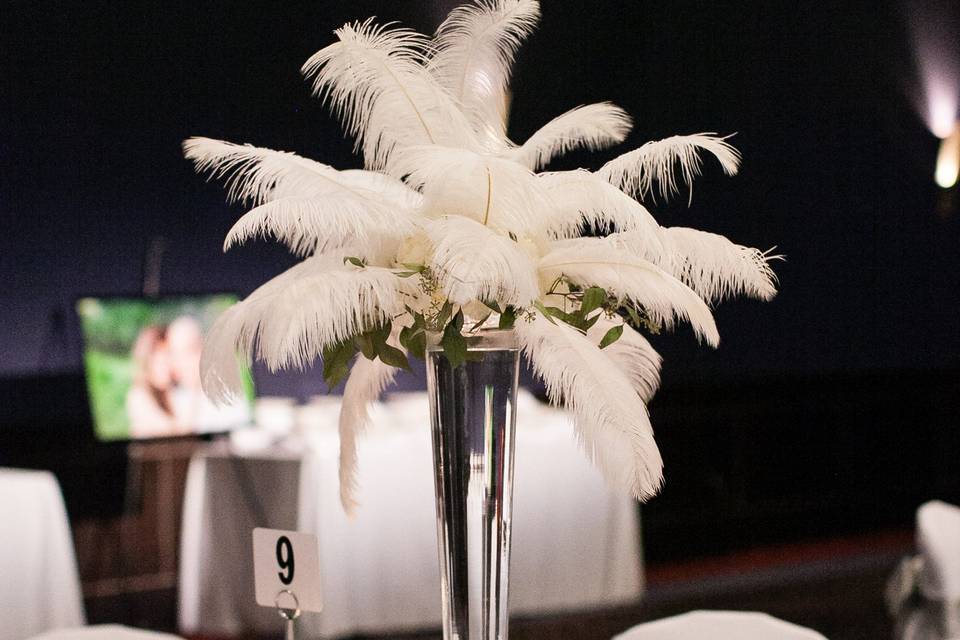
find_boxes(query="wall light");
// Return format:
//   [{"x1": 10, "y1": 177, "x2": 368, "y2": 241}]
[{"x1": 935, "y1": 125, "x2": 960, "y2": 189}]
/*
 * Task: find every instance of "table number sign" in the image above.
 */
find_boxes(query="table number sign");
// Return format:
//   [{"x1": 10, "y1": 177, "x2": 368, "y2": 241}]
[{"x1": 252, "y1": 527, "x2": 324, "y2": 613}]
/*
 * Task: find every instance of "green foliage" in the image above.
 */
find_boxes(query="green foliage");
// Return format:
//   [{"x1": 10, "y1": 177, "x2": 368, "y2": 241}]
[
  {"x1": 322, "y1": 321, "x2": 412, "y2": 390},
  {"x1": 321, "y1": 260, "x2": 663, "y2": 383},
  {"x1": 599, "y1": 323, "x2": 624, "y2": 348},
  {"x1": 399, "y1": 312, "x2": 427, "y2": 360},
  {"x1": 343, "y1": 256, "x2": 366, "y2": 268},
  {"x1": 498, "y1": 305, "x2": 516, "y2": 329},
  {"x1": 580, "y1": 286, "x2": 607, "y2": 315},
  {"x1": 440, "y1": 309, "x2": 468, "y2": 368},
  {"x1": 322, "y1": 339, "x2": 355, "y2": 389}
]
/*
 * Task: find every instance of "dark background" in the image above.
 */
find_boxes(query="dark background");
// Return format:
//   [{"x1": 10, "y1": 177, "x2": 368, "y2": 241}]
[{"x1": 2, "y1": 1, "x2": 959, "y2": 554}]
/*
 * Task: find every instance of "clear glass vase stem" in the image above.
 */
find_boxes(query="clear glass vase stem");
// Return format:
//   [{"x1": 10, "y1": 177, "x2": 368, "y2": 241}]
[{"x1": 426, "y1": 330, "x2": 520, "y2": 640}]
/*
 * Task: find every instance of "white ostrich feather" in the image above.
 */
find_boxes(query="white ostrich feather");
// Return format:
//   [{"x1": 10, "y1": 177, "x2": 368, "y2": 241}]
[
  {"x1": 340, "y1": 169, "x2": 425, "y2": 209},
  {"x1": 389, "y1": 145, "x2": 549, "y2": 234},
  {"x1": 302, "y1": 19, "x2": 479, "y2": 170},
  {"x1": 538, "y1": 239, "x2": 720, "y2": 346},
  {"x1": 660, "y1": 226, "x2": 780, "y2": 302},
  {"x1": 517, "y1": 315, "x2": 663, "y2": 500},
  {"x1": 503, "y1": 102, "x2": 632, "y2": 170},
  {"x1": 427, "y1": 215, "x2": 540, "y2": 307},
  {"x1": 338, "y1": 347, "x2": 402, "y2": 514},
  {"x1": 430, "y1": 0, "x2": 541, "y2": 148},
  {"x1": 223, "y1": 194, "x2": 414, "y2": 257},
  {"x1": 200, "y1": 254, "x2": 415, "y2": 402},
  {"x1": 188, "y1": 2, "x2": 780, "y2": 513},
  {"x1": 597, "y1": 133, "x2": 741, "y2": 203},
  {"x1": 184, "y1": 137, "x2": 390, "y2": 205},
  {"x1": 537, "y1": 170, "x2": 666, "y2": 260},
  {"x1": 587, "y1": 317, "x2": 662, "y2": 403}
]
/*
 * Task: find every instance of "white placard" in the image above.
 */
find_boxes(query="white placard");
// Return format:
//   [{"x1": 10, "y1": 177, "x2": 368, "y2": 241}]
[{"x1": 252, "y1": 527, "x2": 324, "y2": 613}]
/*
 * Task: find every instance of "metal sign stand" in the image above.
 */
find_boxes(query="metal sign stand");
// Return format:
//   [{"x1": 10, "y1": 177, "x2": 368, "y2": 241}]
[{"x1": 275, "y1": 589, "x2": 301, "y2": 640}]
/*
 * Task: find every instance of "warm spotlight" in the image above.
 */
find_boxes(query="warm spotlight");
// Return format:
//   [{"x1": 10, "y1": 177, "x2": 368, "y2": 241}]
[
  {"x1": 935, "y1": 126, "x2": 960, "y2": 189},
  {"x1": 929, "y1": 87, "x2": 959, "y2": 140}
]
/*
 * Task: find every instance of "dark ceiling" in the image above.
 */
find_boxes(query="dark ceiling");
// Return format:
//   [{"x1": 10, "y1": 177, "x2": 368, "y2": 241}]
[{"x1": 2, "y1": 0, "x2": 958, "y2": 384}]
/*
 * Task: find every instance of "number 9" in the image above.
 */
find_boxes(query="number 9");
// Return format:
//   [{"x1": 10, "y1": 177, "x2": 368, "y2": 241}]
[{"x1": 276, "y1": 536, "x2": 295, "y2": 585}]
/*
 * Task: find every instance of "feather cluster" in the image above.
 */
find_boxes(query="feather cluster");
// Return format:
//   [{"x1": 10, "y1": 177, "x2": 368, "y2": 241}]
[{"x1": 184, "y1": 0, "x2": 779, "y2": 513}]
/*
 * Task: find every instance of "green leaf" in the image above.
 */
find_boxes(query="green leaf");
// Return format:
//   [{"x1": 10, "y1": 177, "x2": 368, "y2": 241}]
[
  {"x1": 581, "y1": 286, "x2": 607, "y2": 315},
  {"x1": 582, "y1": 311, "x2": 602, "y2": 330},
  {"x1": 533, "y1": 301, "x2": 556, "y2": 324},
  {"x1": 369, "y1": 322, "x2": 391, "y2": 348},
  {"x1": 450, "y1": 308, "x2": 464, "y2": 332},
  {"x1": 599, "y1": 324, "x2": 624, "y2": 349},
  {"x1": 441, "y1": 310, "x2": 468, "y2": 368},
  {"x1": 400, "y1": 263, "x2": 427, "y2": 273},
  {"x1": 355, "y1": 333, "x2": 376, "y2": 360},
  {"x1": 626, "y1": 306, "x2": 642, "y2": 327},
  {"x1": 545, "y1": 305, "x2": 575, "y2": 324},
  {"x1": 399, "y1": 324, "x2": 426, "y2": 360},
  {"x1": 470, "y1": 313, "x2": 492, "y2": 332},
  {"x1": 343, "y1": 256, "x2": 366, "y2": 268},
  {"x1": 497, "y1": 305, "x2": 516, "y2": 330},
  {"x1": 322, "y1": 340, "x2": 355, "y2": 389},
  {"x1": 482, "y1": 300, "x2": 502, "y2": 314},
  {"x1": 377, "y1": 342, "x2": 410, "y2": 370},
  {"x1": 434, "y1": 301, "x2": 454, "y2": 330},
  {"x1": 395, "y1": 270, "x2": 420, "y2": 278}
]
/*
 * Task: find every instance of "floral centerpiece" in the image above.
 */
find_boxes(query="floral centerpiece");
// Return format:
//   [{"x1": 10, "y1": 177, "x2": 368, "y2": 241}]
[{"x1": 185, "y1": 0, "x2": 778, "y2": 514}]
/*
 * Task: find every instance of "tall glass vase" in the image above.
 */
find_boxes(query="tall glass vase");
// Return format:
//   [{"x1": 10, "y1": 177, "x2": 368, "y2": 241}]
[{"x1": 426, "y1": 329, "x2": 520, "y2": 640}]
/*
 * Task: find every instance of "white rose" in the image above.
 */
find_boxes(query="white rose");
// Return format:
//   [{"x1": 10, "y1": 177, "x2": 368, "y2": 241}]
[{"x1": 396, "y1": 232, "x2": 432, "y2": 267}]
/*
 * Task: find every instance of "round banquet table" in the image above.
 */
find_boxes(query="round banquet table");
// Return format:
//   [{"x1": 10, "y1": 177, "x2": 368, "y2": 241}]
[
  {"x1": 613, "y1": 611, "x2": 828, "y2": 640},
  {"x1": 28, "y1": 625, "x2": 183, "y2": 640},
  {"x1": 0, "y1": 467, "x2": 85, "y2": 639},
  {"x1": 179, "y1": 391, "x2": 645, "y2": 638}
]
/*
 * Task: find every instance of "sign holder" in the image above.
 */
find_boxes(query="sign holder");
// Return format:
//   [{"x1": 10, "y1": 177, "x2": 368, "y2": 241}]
[{"x1": 274, "y1": 589, "x2": 301, "y2": 640}]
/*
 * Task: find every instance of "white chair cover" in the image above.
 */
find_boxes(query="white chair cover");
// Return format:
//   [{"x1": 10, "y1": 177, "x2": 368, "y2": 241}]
[{"x1": 917, "y1": 501, "x2": 960, "y2": 602}]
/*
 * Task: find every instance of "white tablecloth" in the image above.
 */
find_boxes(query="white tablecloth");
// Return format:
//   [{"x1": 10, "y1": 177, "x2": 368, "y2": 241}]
[
  {"x1": 28, "y1": 626, "x2": 182, "y2": 640},
  {"x1": 179, "y1": 391, "x2": 643, "y2": 638},
  {"x1": 0, "y1": 468, "x2": 85, "y2": 640},
  {"x1": 614, "y1": 611, "x2": 828, "y2": 640}
]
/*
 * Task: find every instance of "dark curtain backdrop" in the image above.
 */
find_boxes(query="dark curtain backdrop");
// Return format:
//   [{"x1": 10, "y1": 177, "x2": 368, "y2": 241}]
[{"x1": 2, "y1": 1, "x2": 958, "y2": 392}]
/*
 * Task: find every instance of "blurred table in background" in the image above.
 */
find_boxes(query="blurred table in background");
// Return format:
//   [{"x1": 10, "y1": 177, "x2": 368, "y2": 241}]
[
  {"x1": 28, "y1": 625, "x2": 183, "y2": 640},
  {"x1": 179, "y1": 391, "x2": 643, "y2": 638},
  {"x1": 614, "y1": 610, "x2": 827, "y2": 639},
  {"x1": 0, "y1": 467, "x2": 86, "y2": 638}
]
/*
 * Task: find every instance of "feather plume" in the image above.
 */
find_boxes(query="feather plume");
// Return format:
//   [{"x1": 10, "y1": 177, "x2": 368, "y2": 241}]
[
  {"x1": 223, "y1": 194, "x2": 414, "y2": 257},
  {"x1": 597, "y1": 133, "x2": 741, "y2": 203},
  {"x1": 200, "y1": 254, "x2": 415, "y2": 402},
  {"x1": 430, "y1": 0, "x2": 541, "y2": 148},
  {"x1": 537, "y1": 170, "x2": 666, "y2": 260},
  {"x1": 389, "y1": 145, "x2": 550, "y2": 234},
  {"x1": 503, "y1": 102, "x2": 632, "y2": 170},
  {"x1": 660, "y1": 226, "x2": 780, "y2": 302},
  {"x1": 538, "y1": 239, "x2": 720, "y2": 346},
  {"x1": 184, "y1": 137, "x2": 394, "y2": 205},
  {"x1": 302, "y1": 19, "x2": 479, "y2": 170},
  {"x1": 338, "y1": 348, "x2": 401, "y2": 514},
  {"x1": 587, "y1": 318, "x2": 661, "y2": 403},
  {"x1": 517, "y1": 315, "x2": 663, "y2": 500},
  {"x1": 339, "y1": 169, "x2": 425, "y2": 209},
  {"x1": 427, "y1": 215, "x2": 540, "y2": 307}
]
